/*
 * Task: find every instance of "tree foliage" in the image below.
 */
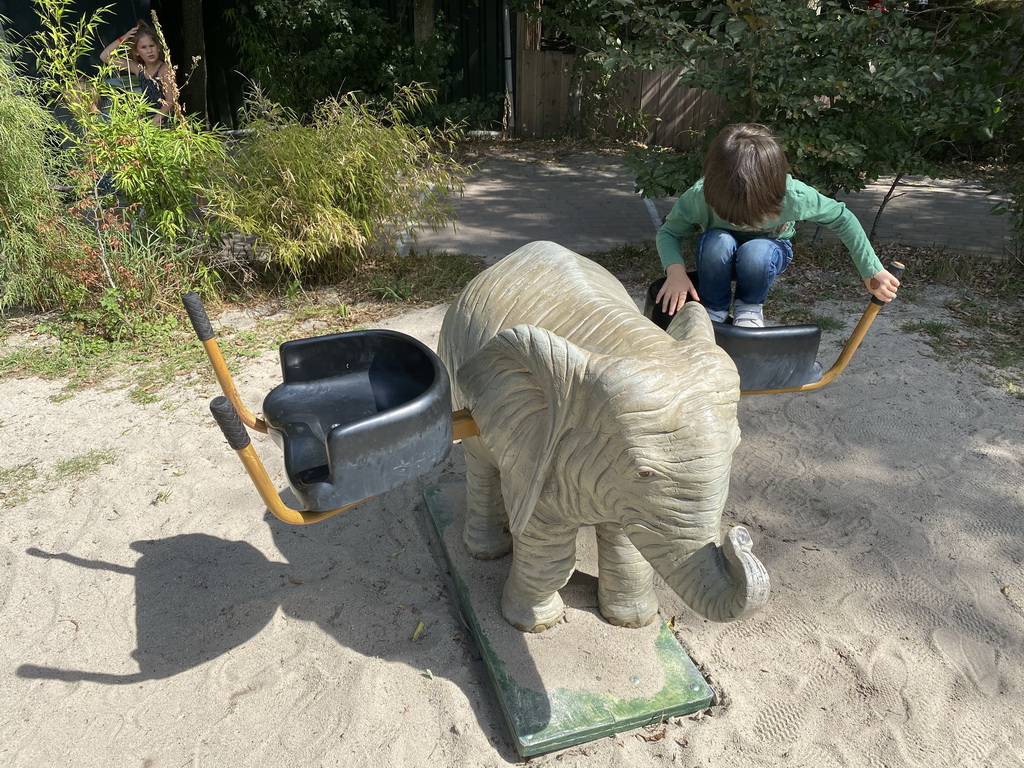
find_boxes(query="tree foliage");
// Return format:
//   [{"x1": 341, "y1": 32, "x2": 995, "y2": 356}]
[
  {"x1": 225, "y1": 0, "x2": 455, "y2": 116},
  {"x1": 523, "y1": 0, "x2": 1021, "y2": 203},
  {"x1": 681, "y1": 0, "x2": 1016, "y2": 194}
]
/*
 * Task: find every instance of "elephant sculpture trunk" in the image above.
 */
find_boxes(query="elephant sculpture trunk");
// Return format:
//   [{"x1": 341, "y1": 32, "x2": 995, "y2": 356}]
[
  {"x1": 637, "y1": 526, "x2": 771, "y2": 623},
  {"x1": 439, "y1": 241, "x2": 770, "y2": 632}
]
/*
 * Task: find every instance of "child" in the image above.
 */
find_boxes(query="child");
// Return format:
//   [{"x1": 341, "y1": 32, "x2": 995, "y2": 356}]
[
  {"x1": 99, "y1": 21, "x2": 172, "y2": 125},
  {"x1": 655, "y1": 123, "x2": 900, "y2": 327}
]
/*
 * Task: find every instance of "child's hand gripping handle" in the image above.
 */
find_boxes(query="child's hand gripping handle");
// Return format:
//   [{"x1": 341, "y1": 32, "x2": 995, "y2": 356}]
[{"x1": 870, "y1": 261, "x2": 906, "y2": 307}]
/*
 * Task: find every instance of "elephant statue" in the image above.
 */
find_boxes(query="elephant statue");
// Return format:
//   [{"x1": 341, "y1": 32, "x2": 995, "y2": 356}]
[{"x1": 437, "y1": 241, "x2": 770, "y2": 633}]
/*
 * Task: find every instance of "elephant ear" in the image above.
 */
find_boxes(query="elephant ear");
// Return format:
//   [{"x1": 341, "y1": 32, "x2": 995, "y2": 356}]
[
  {"x1": 457, "y1": 324, "x2": 590, "y2": 537},
  {"x1": 666, "y1": 300, "x2": 716, "y2": 347}
]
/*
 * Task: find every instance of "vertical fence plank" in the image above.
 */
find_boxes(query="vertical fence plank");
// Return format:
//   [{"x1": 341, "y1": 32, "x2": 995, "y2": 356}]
[{"x1": 515, "y1": 45, "x2": 726, "y2": 148}]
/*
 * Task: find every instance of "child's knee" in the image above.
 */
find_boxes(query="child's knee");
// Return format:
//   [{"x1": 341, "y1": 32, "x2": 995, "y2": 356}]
[
  {"x1": 704, "y1": 228, "x2": 738, "y2": 249},
  {"x1": 697, "y1": 229, "x2": 739, "y2": 264},
  {"x1": 736, "y1": 240, "x2": 785, "y2": 274}
]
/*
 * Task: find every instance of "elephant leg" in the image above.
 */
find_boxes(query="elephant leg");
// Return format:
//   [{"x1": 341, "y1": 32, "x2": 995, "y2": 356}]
[
  {"x1": 501, "y1": 520, "x2": 577, "y2": 633},
  {"x1": 595, "y1": 523, "x2": 659, "y2": 628},
  {"x1": 462, "y1": 438, "x2": 513, "y2": 559}
]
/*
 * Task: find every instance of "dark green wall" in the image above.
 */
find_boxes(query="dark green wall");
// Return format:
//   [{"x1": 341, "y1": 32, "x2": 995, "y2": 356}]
[{"x1": 3, "y1": 0, "x2": 508, "y2": 126}]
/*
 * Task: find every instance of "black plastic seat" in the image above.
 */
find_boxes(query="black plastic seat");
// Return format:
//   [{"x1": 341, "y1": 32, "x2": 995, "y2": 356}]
[
  {"x1": 644, "y1": 276, "x2": 823, "y2": 392},
  {"x1": 262, "y1": 330, "x2": 452, "y2": 512}
]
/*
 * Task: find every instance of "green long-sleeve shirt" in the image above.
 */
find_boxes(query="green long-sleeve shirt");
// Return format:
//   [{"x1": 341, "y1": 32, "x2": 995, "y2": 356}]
[{"x1": 656, "y1": 176, "x2": 884, "y2": 279}]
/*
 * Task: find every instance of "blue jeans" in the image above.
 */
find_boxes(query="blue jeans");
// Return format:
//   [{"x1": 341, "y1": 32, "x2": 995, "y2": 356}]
[{"x1": 694, "y1": 229, "x2": 793, "y2": 311}]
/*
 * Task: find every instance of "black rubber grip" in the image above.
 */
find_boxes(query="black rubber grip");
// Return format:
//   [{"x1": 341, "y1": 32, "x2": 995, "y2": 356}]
[
  {"x1": 182, "y1": 292, "x2": 214, "y2": 341},
  {"x1": 210, "y1": 396, "x2": 251, "y2": 450}
]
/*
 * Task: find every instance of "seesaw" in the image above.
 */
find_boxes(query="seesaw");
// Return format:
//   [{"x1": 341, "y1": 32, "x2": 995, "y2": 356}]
[
  {"x1": 181, "y1": 250, "x2": 901, "y2": 755},
  {"x1": 184, "y1": 259, "x2": 902, "y2": 526},
  {"x1": 645, "y1": 262, "x2": 904, "y2": 395}
]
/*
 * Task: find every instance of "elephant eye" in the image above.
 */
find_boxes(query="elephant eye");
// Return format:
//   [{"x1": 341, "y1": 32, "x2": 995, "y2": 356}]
[{"x1": 635, "y1": 468, "x2": 655, "y2": 479}]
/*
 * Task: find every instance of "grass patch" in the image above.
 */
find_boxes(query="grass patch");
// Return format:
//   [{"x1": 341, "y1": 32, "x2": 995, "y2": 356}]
[
  {"x1": 902, "y1": 320, "x2": 957, "y2": 357},
  {"x1": 584, "y1": 241, "x2": 664, "y2": 287},
  {"x1": 905, "y1": 253, "x2": 1024, "y2": 395},
  {"x1": 878, "y1": 245, "x2": 1024, "y2": 302},
  {"x1": 0, "y1": 249, "x2": 484, "y2": 396},
  {"x1": 945, "y1": 294, "x2": 1024, "y2": 372},
  {"x1": 987, "y1": 375, "x2": 1024, "y2": 401},
  {"x1": 782, "y1": 240, "x2": 1024, "y2": 388},
  {"x1": 0, "y1": 316, "x2": 209, "y2": 391},
  {"x1": 129, "y1": 387, "x2": 162, "y2": 405},
  {"x1": 812, "y1": 316, "x2": 846, "y2": 332},
  {"x1": 385, "y1": 248, "x2": 487, "y2": 302},
  {"x1": 0, "y1": 461, "x2": 40, "y2": 507},
  {"x1": 51, "y1": 448, "x2": 118, "y2": 481}
]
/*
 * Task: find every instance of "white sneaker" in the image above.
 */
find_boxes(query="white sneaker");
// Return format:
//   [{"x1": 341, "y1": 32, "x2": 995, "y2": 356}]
[
  {"x1": 732, "y1": 302, "x2": 764, "y2": 328},
  {"x1": 705, "y1": 308, "x2": 728, "y2": 323}
]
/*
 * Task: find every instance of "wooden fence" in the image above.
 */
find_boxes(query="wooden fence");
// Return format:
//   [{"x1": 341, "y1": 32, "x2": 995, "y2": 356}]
[{"x1": 515, "y1": 48, "x2": 727, "y2": 150}]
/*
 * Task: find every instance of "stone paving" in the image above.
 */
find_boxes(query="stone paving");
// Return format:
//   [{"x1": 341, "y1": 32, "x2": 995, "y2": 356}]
[{"x1": 407, "y1": 152, "x2": 1016, "y2": 265}]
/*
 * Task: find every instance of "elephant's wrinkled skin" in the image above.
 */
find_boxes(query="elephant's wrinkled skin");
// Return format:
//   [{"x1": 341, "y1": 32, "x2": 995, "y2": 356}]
[{"x1": 438, "y1": 241, "x2": 769, "y2": 632}]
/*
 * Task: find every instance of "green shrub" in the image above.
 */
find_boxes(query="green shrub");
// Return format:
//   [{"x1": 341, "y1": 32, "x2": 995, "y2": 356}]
[
  {"x1": 0, "y1": 39, "x2": 78, "y2": 311},
  {"x1": 31, "y1": 0, "x2": 226, "y2": 242},
  {"x1": 206, "y1": 85, "x2": 465, "y2": 282},
  {"x1": 625, "y1": 146, "x2": 703, "y2": 199},
  {"x1": 83, "y1": 88, "x2": 226, "y2": 240},
  {"x1": 410, "y1": 94, "x2": 506, "y2": 132},
  {"x1": 9, "y1": 0, "x2": 229, "y2": 338}
]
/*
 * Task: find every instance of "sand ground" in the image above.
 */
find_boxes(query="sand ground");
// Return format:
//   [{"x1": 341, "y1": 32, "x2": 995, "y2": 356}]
[{"x1": 2, "y1": 268, "x2": 1022, "y2": 767}]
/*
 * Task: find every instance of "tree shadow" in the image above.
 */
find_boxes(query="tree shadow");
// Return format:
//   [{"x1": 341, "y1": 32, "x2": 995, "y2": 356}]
[
  {"x1": 14, "y1": 481, "x2": 546, "y2": 761},
  {"x1": 17, "y1": 534, "x2": 289, "y2": 684}
]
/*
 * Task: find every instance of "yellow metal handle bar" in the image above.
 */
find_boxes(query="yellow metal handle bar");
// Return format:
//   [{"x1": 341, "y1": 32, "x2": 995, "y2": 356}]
[
  {"x1": 200, "y1": 337, "x2": 270, "y2": 433},
  {"x1": 183, "y1": 292, "x2": 269, "y2": 434},
  {"x1": 209, "y1": 395, "x2": 365, "y2": 525},
  {"x1": 741, "y1": 261, "x2": 905, "y2": 396}
]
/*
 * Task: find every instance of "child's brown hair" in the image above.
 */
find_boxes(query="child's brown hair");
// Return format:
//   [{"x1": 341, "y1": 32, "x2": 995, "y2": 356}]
[
  {"x1": 127, "y1": 21, "x2": 164, "y2": 65},
  {"x1": 702, "y1": 123, "x2": 789, "y2": 228}
]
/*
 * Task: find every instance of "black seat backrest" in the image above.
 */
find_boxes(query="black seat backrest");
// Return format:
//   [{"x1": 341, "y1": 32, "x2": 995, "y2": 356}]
[
  {"x1": 711, "y1": 322, "x2": 822, "y2": 391},
  {"x1": 262, "y1": 330, "x2": 452, "y2": 512},
  {"x1": 644, "y1": 276, "x2": 823, "y2": 391}
]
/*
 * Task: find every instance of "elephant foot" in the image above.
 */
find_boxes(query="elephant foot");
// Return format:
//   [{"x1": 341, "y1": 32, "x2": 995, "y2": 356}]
[
  {"x1": 605, "y1": 613, "x2": 658, "y2": 629},
  {"x1": 598, "y1": 588, "x2": 660, "y2": 629},
  {"x1": 463, "y1": 519, "x2": 513, "y2": 560},
  {"x1": 501, "y1": 581, "x2": 565, "y2": 633}
]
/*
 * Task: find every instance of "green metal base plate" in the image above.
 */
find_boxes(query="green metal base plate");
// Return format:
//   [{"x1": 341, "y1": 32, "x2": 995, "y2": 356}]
[{"x1": 423, "y1": 482, "x2": 714, "y2": 757}]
